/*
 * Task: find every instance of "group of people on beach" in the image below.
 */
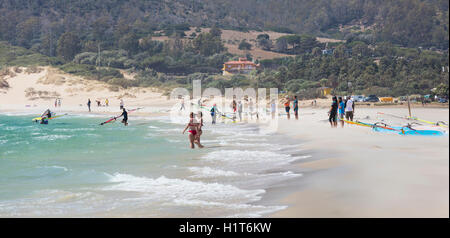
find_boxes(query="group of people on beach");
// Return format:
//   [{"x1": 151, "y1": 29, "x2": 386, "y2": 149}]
[
  {"x1": 54, "y1": 98, "x2": 62, "y2": 108},
  {"x1": 282, "y1": 95, "x2": 299, "y2": 120},
  {"x1": 328, "y1": 95, "x2": 355, "y2": 128},
  {"x1": 87, "y1": 98, "x2": 120, "y2": 112}
]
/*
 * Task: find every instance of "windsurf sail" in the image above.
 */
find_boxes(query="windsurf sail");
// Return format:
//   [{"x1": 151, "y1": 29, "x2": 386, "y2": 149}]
[
  {"x1": 100, "y1": 108, "x2": 142, "y2": 125},
  {"x1": 344, "y1": 119, "x2": 444, "y2": 136},
  {"x1": 377, "y1": 112, "x2": 448, "y2": 128},
  {"x1": 32, "y1": 113, "x2": 67, "y2": 121}
]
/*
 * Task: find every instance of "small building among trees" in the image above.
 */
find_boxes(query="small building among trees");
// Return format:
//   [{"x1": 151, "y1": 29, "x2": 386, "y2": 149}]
[{"x1": 222, "y1": 58, "x2": 259, "y2": 75}]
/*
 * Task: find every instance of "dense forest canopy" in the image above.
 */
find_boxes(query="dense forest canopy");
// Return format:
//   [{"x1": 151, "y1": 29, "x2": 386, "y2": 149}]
[
  {"x1": 0, "y1": 0, "x2": 448, "y2": 49},
  {"x1": 0, "y1": 0, "x2": 448, "y2": 98}
]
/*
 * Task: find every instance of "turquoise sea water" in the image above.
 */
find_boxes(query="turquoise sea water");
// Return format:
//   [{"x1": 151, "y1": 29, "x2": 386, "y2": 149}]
[{"x1": 0, "y1": 113, "x2": 307, "y2": 217}]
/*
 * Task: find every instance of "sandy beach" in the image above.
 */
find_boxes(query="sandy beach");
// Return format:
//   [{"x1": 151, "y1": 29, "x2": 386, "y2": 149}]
[{"x1": 0, "y1": 67, "x2": 449, "y2": 217}]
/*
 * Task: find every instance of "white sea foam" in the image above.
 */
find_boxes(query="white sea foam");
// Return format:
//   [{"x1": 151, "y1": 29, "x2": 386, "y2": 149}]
[
  {"x1": 203, "y1": 150, "x2": 305, "y2": 164},
  {"x1": 36, "y1": 165, "x2": 69, "y2": 172},
  {"x1": 188, "y1": 167, "x2": 242, "y2": 178},
  {"x1": 104, "y1": 173, "x2": 265, "y2": 204},
  {"x1": 53, "y1": 128, "x2": 95, "y2": 132},
  {"x1": 34, "y1": 135, "x2": 72, "y2": 141}
]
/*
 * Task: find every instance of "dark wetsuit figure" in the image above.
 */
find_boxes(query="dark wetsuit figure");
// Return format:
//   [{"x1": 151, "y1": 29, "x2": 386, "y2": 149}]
[
  {"x1": 329, "y1": 99, "x2": 338, "y2": 124},
  {"x1": 120, "y1": 109, "x2": 128, "y2": 126}
]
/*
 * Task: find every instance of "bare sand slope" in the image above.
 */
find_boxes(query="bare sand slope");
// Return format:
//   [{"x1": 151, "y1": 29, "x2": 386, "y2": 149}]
[{"x1": 0, "y1": 67, "x2": 172, "y2": 115}]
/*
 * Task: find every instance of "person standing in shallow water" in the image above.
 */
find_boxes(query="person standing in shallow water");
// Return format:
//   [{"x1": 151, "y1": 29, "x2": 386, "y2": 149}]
[
  {"x1": 119, "y1": 108, "x2": 128, "y2": 126},
  {"x1": 293, "y1": 96, "x2": 299, "y2": 120},
  {"x1": 182, "y1": 112, "x2": 204, "y2": 149},
  {"x1": 87, "y1": 99, "x2": 91, "y2": 112},
  {"x1": 210, "y1": 104, "x2": 217, "y2": 124},
  {"x1": 237, "y1": 101, "x2": 243, "y2": 122},
  {"x1": 284, "y1": 96, "x2": 291, "y2": 120},
  {"x1": 328, "y1": 96, "x2": 338, "y2": 128},
  {"x1": 338, "y1": 97, "x2": 345, "y2": 128}
]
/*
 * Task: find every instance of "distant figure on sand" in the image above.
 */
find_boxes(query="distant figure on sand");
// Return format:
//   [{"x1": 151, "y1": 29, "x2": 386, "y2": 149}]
[
  {"x1": 120, "y1": 99, "x2": 124, "y2": 110},
  {"x1": 293, "y1": 96, "x2": 299, "y2": 120},
  {"x1": 87, "y1": 99, "x2": 91, "y2": 112},
  {"x1": 338, "y1": 97, "x2": 345, "y2": 127},
  {"x1": 345, "y1": 96, "x2": 354, "y2": 121},
  {"x1": 328, "y1": 96, "x2": 338, "y2": 128},
  {"x1": 105, "y1": 99, "x2": 109, "y2": 107},
  {"x1": 284, "y1": 96, "x2": 290, "y2": 120},
  {"x1": 182, "y1": 112, "x2": 204, "y2": 149},
  {"x1": 54, "y1": 99, "x2": 57, "y2": 108}
]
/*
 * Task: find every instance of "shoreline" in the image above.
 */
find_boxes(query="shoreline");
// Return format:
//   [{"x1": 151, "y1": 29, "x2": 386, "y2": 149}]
[
  {"x1": 266, "y1": 107, "x2": 449, "y2": 218},
  {"x1": 1, "y1": 101, "x2": 449, "y2": 217}
]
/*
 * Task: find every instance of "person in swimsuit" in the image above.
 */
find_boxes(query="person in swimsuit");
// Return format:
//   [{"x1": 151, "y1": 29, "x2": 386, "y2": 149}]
[
  {"x1": 284, "y1": 96, "x2": 290, "y2": 120},
  {"x1": 231, "y1": 99, "x2": 237, "y2": 121},
  {"x1": 182, "y1": 112, "x2": 204, "y2": 149},
  {"x1": 328, "y1": 96, "x2": 338, "y2": 128}
]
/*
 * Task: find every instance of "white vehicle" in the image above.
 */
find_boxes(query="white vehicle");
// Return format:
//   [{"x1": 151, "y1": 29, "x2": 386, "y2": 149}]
[{"x1": 352, "y1": 95, "x2": 365, "y2": 102}]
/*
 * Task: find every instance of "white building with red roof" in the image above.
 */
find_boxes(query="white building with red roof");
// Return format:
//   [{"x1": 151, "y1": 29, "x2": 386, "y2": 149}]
[{"x1": 222, "y1": 58, "x2": 259, "y2": 75}]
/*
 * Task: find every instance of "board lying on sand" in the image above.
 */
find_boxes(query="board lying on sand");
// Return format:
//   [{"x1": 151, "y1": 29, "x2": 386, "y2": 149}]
[{"x1": 343, "y1": 119, "x2": 445, "y2": 136}]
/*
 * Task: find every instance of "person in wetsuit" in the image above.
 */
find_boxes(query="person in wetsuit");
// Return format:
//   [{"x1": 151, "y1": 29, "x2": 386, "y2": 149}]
[
  {"x1": 40, "y1": 109, "x2": 52, "y2": 124},
  {"x1": 328, "y1": 96, "x2": 338, "y2": 128},
  {"x1": 120, "y1": 108, "x2": 128, "y2": 126}
]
